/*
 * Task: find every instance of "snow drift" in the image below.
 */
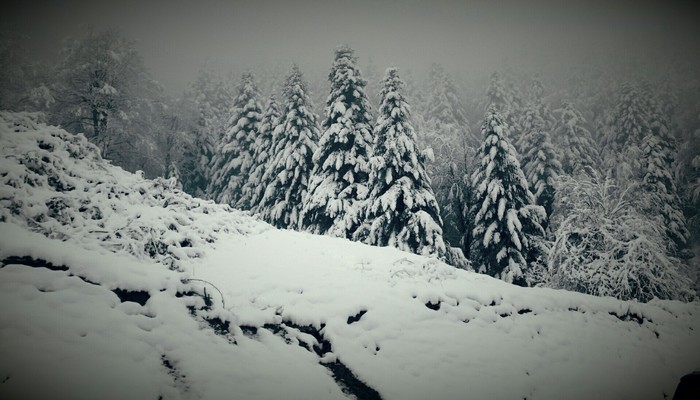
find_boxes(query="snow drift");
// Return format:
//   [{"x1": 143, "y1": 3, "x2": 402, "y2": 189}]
[{"x1": 0, "y1": 111, "x2": 699, "y2": 399}]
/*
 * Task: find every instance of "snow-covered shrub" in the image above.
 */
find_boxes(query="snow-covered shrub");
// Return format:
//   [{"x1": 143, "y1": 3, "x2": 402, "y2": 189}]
[{"x1": 548, "y1": 171, "x2": 694, "y2": 302}]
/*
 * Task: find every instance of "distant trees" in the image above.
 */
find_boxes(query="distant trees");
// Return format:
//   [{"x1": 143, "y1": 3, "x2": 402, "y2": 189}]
[
  {"x1": 301, "y1": 46, "x2": 374, "y2": 238},
  {"x1": 552, "y1": 101, "x2": 601, "y2": 175},
  {"x1": 182, "y1": 68, "x2": 234, "y2": 196},
  {"x1": 356, "y1": 67, "x2": 446, "y2": 258},
  {"x1": 640, "y1": 134, "x2": 689, "y2": 255},
  {"x1": 421, "y1": 64, "x2": 474, "y2": 255},
  {"x1": 520, "y1": 129, "x2": 561, "y2": 223},
  {"x1": 50, "y1": 30, "x2": 168, "y2": 176},
  {"x1": 208, "y1": 72, "x2": 263, "y2": 205}
]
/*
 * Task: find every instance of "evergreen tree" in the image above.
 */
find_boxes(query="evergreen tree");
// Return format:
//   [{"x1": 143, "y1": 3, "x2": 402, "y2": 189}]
[
  {"x1": 553, "y1": 101, "x2": 601, "y2": 175},
  {"x1": 640, "y1": 134, "x2": 690, "y2": 255},
  {"x1": 521, "y1": 129, "x2": 562, "y2": 223},
  {"x1": 301, "y1": 46, "x2": 374, "y2": 238},
  {"x1": 469, "y1": 109, "x2": 545, "y2": 285},
  {"x1": 483, "y1": 71, "x2": 520, "y2": 140},
  {"x1": 208, "y1": 72, "x2": 263, "y2": 206},
  {"x1": 604, "y1": 83, "x2": 650, "y2": 178},
  {"x1": 258, "y1": 65, "x2": 319, "y2": 229},
  {"x1": 426, "y1": 64, "x2": 468, "y2": 127},
  {"x1": 516, "y1": 76, "x2": 554, "y2": 154},
  {"x1": 356, "y1": 67, "x2": 446, "y2": 258},
  {"x1": 239, "y1": 94, "x2": 281, "y2": 211},
  {"x1": 421, "y1": 64, "x2": 475, "y2": 252}
]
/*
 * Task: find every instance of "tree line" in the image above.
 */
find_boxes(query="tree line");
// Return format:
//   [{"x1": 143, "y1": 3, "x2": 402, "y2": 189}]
[{"x1": 2, "y1": 29, "x2": 699, "y2": 302}]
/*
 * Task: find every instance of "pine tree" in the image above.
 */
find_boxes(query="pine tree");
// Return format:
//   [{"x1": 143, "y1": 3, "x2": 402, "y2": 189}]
[
  {"x1": 604, "y1": 83, "x2": 650, "y2": 178},
  {"x1": 301, "y1": 46, "x2": 374, "y2": 238},
  {"x1": 258, "y1": 66, "x2": 319, "y2": 229},
  {"x1": 640, "y1": 134, "x2": 690, "y2": 255},
  {"x1": 426, "y1": 64, "x2": 468, "y2": 127},
  {"x1": 469, "y1": 109, "x2": 545, "y2": 285},
  {"x1": 553, "y1": 101, "x2": 601, "y2": 175},
  {"x1": 356, "y1": 67, "x2": 446, "y2": 258},
  {"x1": 208, "y1": 72, "x2": 262, "y2": 206},
  {"x1": 483, "y1": 71, "x2": 520, "y2": 140},
  {"x1": 520, "y1": 129, "x2": 562, "y2": 223},
  {"x1": 421, "y1": 64, "x2": 476, "y2": 252},
  {"x1": 516, "y1": 76, "x2": 554, "y2": 154},
  {"x1": 239, "y1": 94, "x2": 281, "y2": 211}
]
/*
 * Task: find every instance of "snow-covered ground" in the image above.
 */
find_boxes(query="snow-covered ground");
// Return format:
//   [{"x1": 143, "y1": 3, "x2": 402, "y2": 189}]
[{"x1": 1, "y1": 111, "x2": 699, "y2": 399}]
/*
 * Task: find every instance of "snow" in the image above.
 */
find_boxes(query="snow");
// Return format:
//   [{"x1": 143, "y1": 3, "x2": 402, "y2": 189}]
[{"x1": 1, "y1": 112, "x2": 699, "y2": 399}]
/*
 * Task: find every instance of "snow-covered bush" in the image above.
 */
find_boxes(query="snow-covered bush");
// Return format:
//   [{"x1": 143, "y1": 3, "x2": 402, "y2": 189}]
[{"x1": 548, "y1": 171, "x2": 694, "y2": 302}]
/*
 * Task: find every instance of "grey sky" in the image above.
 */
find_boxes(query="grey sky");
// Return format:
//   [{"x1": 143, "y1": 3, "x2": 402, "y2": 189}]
[{"x1": 4, "y1": 0, "x2": 699, "y2": 94}]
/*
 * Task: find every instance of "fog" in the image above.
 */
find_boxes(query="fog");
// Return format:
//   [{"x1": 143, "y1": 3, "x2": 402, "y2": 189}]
[{"x1": 4, "y1": 0, "x2": 700, "y2": 95}]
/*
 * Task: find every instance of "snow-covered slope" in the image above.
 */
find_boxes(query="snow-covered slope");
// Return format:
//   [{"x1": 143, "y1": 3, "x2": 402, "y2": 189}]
[{"x1": 1, "y1": 111, "x2": 699, "y2": 400}]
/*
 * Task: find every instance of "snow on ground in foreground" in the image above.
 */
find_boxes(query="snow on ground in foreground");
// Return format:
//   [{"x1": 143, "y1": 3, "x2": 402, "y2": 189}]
[{"x1": 1, "y1": 111, "x2": 699, "y2": 399}]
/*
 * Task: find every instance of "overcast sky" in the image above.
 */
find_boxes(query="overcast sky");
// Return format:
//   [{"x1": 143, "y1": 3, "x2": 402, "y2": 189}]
[{"x1": 4, "y1": 0, "x2": 699, "y2": 94}]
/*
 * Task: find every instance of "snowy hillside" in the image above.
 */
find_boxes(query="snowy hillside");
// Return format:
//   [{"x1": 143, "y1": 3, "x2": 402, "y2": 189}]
[{"x1": 1, "y1": 111, "x2": 699, "y2": 399}]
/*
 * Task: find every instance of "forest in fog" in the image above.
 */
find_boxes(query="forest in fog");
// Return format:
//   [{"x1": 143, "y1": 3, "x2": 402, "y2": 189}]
[{"x1": 2, "y1": 5, "x2": 700, "y2": 303}]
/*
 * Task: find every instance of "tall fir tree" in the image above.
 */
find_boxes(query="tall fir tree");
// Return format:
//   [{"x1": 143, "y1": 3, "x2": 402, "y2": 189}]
[
  {"x1": 356, "y1": 67, "x2": 446, "y2": 258},
  {"x1": 421, "y1": 64, "x2": 475, "y2": 252},
  {"x1": 516, "y1": 76, "x2": 554, "y2": 154},
  {"x1": 553, "y1": 101, "x2": 601, "y2": 175},
  {"x1": 258, "y1": 66, "x2": 319, "y2": 229},
  {"x1": 469, "y1": 109, "x2": 545, "y2": 285},
  {"x1": 208, "y1": 72, "x2": 262, "y2": 206},
  {"x1": 301, "y1": 46, "x2": 374, "y2": 238},
  {"x1": 239, "y1": 94, "x2": 281, "y2": 211},
  {"x1": 483, "y1": 71, "x2": 521, "y2": 140},
  {"x1": 604, "y1": 83, "x2": 650, "y2": 179},
  {"x1": 520, "y1": 129, "x2": 562, "y2": 224},
  {"x1": 640, "y1": 134, "x2": 690, "y2": 256}
]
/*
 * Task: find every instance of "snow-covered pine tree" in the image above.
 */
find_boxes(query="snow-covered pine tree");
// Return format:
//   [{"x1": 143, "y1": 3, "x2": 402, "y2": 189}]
[
  {"x1": 553, "y1": 101, "x2": 601, "y2": 175},
  {"x1": 238, "y1": 94, "x2": 281, "y2": 211},
  {"x1": 301, "y1": 46, "x2": 374, "y2": 238},
  {"x1": 469, "y1": 109, "x2": 545, "y2": 285},
  {"x1": 426, "y1": 64, "x2": 468, "y2": 127},
  {"x1": 208, "y1": 72, "x2": 262, "y2": 206},
  {"x1": 520, "y1": 129, "x2": 562, "y2": 223},
  {"x1": 421, "y1": 64, "x2": 475, "y2": 253},
  {"x1": 516, "y1": 76, "x2": 554, "y2": 154},
  {"x1": 258, "y1": 65, "x2": 319, "y2": 229},
  {"x1": 483, "y1": 71, "x2": 521, "y2": 140},
  {"x1": 356, "y1": 67, "x2": 446, "y2": 258},
  {"x1": 604, "y1": 83, "x2": 650, "y2": 178},
  {"x1": 640, "y1": 133, "x2": 690, "y2": 255}
]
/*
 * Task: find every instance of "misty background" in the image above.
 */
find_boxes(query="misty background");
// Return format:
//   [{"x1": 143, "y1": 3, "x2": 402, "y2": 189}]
[{"x1": 4, "y1": 0, "x2": 700, "y2": 95}]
